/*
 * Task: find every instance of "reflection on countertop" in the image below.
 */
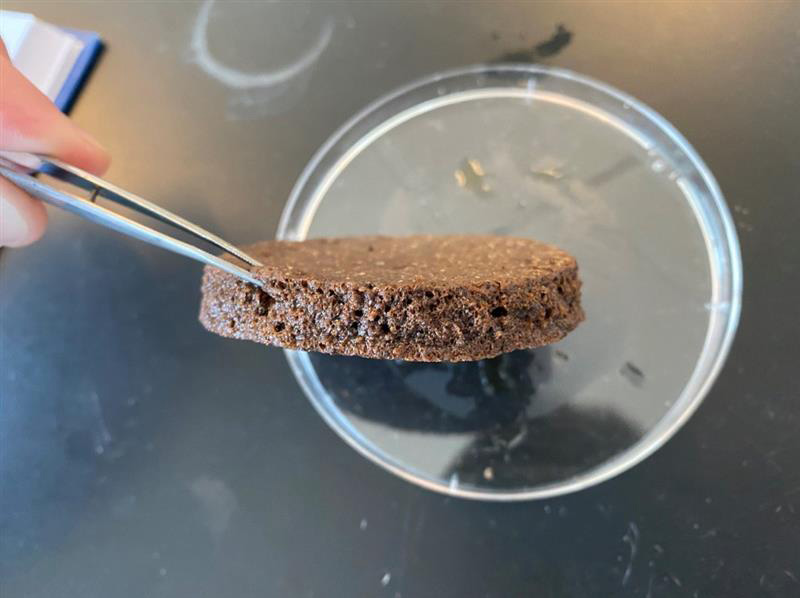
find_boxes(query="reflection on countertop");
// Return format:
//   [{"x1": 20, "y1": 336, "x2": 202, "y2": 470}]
[{"x1": 310, "y1": 348, "x2": 640, "y2": 489}]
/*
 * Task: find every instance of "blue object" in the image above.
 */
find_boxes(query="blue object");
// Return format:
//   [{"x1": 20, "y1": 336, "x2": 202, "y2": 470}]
[{"x1": 53, "y1": 28, "x2": 103, "y2": 113}]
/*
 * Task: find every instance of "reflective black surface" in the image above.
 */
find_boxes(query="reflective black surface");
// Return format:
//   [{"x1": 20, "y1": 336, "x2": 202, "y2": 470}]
[
  {"x1": 312, "y1": 350, "x2": 640, "y2": 488},
  {"x1": 313, "y1": 350, "x2": 549, "y2": 435},
  {"x1": 1, "y1": 2, "x2": 799, "y2": 597}
]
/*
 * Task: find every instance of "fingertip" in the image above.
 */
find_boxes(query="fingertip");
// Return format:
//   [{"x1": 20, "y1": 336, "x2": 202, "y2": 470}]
[
  {"x1": 76, "y1": 124, "x2": 111, "y2": 175},
  {"x1": 58, "y1": 121, "x2": 111, "y2": 175}
]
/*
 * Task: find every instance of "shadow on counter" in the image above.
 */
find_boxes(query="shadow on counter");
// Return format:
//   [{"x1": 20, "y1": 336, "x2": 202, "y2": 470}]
[{"x1": 310, "y1": 347, "x2": 640, "y2": 488}]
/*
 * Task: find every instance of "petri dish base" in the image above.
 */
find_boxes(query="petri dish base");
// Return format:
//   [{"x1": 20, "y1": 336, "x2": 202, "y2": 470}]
[{"x1": 276, "y1": 65, "x2": 742, "y2": 501}]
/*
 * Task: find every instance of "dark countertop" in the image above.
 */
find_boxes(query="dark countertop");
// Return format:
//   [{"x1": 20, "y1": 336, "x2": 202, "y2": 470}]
[{"x1": 1, "y1": 2, "x2": 798, "y2": 597}]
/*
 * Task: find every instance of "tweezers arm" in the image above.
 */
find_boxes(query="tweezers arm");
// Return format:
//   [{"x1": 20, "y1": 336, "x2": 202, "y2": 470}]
[
  {"x1": 0, "y1": 165, "x2": 263, "y2": 287},
  {"x1": 43, "y1": 158, "x2": 262, "y2": 268}
]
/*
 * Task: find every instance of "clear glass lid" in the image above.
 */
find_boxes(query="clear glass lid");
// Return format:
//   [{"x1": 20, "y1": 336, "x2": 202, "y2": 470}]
[{"x1": 277, "y1": 65, "x2": 742, "y2": 500}]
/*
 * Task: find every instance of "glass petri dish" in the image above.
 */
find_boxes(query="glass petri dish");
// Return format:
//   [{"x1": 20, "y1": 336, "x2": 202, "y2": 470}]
[{"x1": 276, "y1": 65, "x2": 742, "y2": 501}]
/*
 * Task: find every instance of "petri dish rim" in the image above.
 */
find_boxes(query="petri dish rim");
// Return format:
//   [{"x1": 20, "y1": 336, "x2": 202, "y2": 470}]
[{"x1": 276, "y1": 64, "x2": 743, "y2": 501}]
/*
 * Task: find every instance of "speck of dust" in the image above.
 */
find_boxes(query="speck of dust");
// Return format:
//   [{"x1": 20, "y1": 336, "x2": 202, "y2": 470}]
[
  {"x1": 159, "y1": 568, "x2": 167, "y2": 577},
  {"x1": 360, "y1": 518, "x2": 368, "y2": 531},
  {"x1": 483, "y1": 466, "x2": 494, "y2": 480},
  {"x1": 381, "y1": 572, "x2": 391, "y2": 586},
  {"x1": 454, "y1": 158, "x2": 491, "y2": 195}
]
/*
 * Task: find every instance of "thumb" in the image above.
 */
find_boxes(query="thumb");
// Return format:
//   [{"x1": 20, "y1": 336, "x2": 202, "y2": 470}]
[{"x1": 0, "y1": 176, "x2": 48, "y2": 246}]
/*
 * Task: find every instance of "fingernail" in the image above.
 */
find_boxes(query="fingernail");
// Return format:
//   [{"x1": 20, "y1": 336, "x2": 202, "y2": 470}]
[{"x1": 0, "y1": 197, "x2": 29, "y2": 246}]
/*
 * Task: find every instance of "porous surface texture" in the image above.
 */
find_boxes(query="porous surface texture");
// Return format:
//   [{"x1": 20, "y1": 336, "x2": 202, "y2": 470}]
[{"x1": 199, "y1": 235, "x2": 584, "y2": 362}]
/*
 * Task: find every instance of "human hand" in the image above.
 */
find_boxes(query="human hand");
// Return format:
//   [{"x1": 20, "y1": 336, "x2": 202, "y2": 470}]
[{"x1": 0, "y1": 39, "x2": 110, "y2": 247}]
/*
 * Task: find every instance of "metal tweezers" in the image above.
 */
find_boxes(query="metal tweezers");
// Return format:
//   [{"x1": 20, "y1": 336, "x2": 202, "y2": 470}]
[{"x1": 0, "y1": 153, "x2": 263, "y2": 286}]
